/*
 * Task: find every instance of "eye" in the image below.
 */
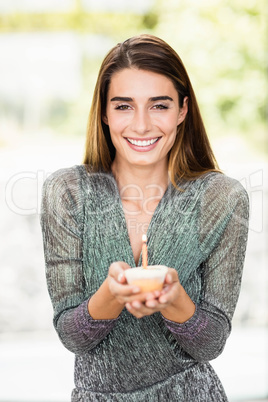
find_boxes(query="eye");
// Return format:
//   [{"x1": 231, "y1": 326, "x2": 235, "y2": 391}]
[
  {"x1": 152, "y1": 104, "x2": 168, "y2": 110},
  {"x1": 115, "y1": 104, "x2": 131, "y2": 110}
]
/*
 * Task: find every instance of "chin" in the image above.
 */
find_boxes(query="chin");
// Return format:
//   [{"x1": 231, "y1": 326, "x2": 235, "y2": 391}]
[{"x1": 130, "y1": 159, "x2": 157, "y2": 168}]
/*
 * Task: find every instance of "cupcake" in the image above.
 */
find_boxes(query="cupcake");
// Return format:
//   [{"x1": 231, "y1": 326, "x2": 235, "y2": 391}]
[{"x1": 125, "y1": 265, "x2": 168, "y2": 292}]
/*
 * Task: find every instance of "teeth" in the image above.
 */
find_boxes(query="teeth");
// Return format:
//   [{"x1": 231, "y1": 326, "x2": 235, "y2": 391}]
[{"x1": 127, "y1": 138, "x2": 158, "y2": 146}]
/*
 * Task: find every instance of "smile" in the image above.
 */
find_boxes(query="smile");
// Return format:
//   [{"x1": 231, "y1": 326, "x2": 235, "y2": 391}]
[{"x1": 126, "y1": 138, "x2": 159, "y2": 147}]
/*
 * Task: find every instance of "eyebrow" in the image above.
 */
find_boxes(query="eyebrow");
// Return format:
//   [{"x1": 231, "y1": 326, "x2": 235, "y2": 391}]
[{"x1": 110, "y1": 96, "x2": 174, "y2": 102}]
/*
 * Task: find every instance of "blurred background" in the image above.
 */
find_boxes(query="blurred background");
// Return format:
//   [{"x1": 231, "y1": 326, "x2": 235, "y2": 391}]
[{"x1": 0, "y1": 0, "x2": 267, "y2": 401}]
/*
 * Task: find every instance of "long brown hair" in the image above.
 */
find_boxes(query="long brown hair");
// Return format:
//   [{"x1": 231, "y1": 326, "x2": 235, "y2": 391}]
[{"x1": 83, "y1": 34, "x2": 220, "y2": 185}]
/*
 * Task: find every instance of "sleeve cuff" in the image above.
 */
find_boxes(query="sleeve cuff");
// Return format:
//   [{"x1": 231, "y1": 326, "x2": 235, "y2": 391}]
[
  {"x1": 74, "y1": 299, "x2": 119, "y2": 334},
  {"x1": 162, "y1": 304, "x2": 208, "y2": 339}
]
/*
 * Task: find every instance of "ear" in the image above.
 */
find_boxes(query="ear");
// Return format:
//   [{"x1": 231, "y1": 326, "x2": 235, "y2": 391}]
[
  {"x1": 102, "y1": 114, "x2": 109, "y2": 125},
  {"x1": 177, "y1": 96, "x2": 188, "y2": 125}
]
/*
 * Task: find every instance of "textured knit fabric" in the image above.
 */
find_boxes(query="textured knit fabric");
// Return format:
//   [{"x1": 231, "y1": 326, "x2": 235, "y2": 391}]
[{"x1": 40, "y1": 165, "x2": 249, "y2": 401}]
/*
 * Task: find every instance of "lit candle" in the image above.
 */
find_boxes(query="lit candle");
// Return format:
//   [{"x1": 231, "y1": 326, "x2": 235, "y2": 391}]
[{"x1": 142, "y1": 234, "x2": 148, "y2": 269}]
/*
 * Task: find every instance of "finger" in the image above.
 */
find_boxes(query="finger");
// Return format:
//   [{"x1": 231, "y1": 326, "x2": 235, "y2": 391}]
[
  {"x1": 110, "y1": 282, "x2": 159, "y2": 303},
  {"x1": 109, "y1": 262, "x2": 131, "y2": 282},
  {"x1": 109, "y1": 277, "x2": 140, "y2": 297},
  {"x1": 161, "y1": 284, "x2": 173, "y2": 294},
  {"x1": 126, "y1": 291, "x2": 157, "y2": 303},
  {"x1": 145, "y1": 299, "x2": 167, "y2": 309},
  {"x1": 165, "y1": 273, "x2": 173, "y2": 284},
  {"x1": 144, "y1": 290, "x2": 161, "y2": 301},
  {"x1": 118, "y1": 272, "x2": 126, "y2": 283},
  {"x1": 126, "y1": 303, "x2": 152, "y2": 318},
  {"x1": 126, "y1": 304, "x2": 144, "y2": 319},
  {"x1": 124, "y1": 289, "x2": 164, "y2": 305},
  {"x1": 159, "y1": 283, "x2": 180, "y2": 304},
  {"x1": 129, "y1": 300, "x2": 164, "y2": 315},
  {"x1": 164, "y1": 268, "x2": 179, "y2": 284}
]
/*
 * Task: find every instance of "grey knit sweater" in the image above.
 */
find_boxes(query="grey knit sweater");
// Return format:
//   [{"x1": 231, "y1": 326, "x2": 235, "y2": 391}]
[{"x1": 41, "y1": 165, "x2": 249, "y2": 401}]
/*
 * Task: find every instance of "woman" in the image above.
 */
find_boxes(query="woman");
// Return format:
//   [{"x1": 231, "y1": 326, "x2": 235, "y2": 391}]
[{"x1": 41, "y1": 34, "x2": 249, "y2": 401}]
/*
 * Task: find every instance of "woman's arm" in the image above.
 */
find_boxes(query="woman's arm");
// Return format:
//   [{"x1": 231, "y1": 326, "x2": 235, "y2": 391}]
[
  {"x1": 41, "y1": 168, "x2": 120, "y2": 355},
  {"x1": 161, "y1": 176, "x2": 249, "y2": 362}
]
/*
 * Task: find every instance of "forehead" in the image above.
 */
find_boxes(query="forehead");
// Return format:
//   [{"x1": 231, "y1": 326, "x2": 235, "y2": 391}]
[{"x1": 108, "y1": 68, "x2": 178, "y2": 98}]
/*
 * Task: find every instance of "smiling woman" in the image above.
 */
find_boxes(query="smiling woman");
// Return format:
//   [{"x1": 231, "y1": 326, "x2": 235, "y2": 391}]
[
  {"x1": 84, "y1": 34, "x2": 220, "y2": 185},
  {"x1": 41, "y1": 34, "x2": 249, "y2": 401}
]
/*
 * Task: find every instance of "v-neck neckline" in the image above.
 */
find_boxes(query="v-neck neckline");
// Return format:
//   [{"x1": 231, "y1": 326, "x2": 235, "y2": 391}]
[{"x1": 108, "y1": 171, "x2": 173, "y2": 267}]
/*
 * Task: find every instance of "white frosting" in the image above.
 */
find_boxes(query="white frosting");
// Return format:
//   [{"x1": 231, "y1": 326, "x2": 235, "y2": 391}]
[{"x1": 125, "y1": 265, "x2": 168, "y2": 283}]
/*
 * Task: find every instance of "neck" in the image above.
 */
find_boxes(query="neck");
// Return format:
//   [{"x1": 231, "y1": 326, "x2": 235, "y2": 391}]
[{"x1": 111, "y1": 158, "x2": 169, "y2": 203}]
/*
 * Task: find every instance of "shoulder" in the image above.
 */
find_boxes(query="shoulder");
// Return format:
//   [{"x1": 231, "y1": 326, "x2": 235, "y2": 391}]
[
  {"x1": 199, "y1": 172, "x2": 248, "y2": 202},
  {"x1": 42, "y1": 165, "x2": 87, "y2": 212},
  {"x1": 44, "y1": 165, "x2": 84, "y2": 189},
  {"x1": 41, "y1": 166, "x2": 86, "y2": 230},
  {"x1": 43, "y1": 165, "x2": 95, "y2": 197},
  {"x1": 42, "y1": 165, "x2": 118, "y2": 208},
  {"x1": 197, "y1": 172, "x2": 249, "y2": 220},
  {"x1": 177, "y1": 172, "x2": 248, "y2": 207}
]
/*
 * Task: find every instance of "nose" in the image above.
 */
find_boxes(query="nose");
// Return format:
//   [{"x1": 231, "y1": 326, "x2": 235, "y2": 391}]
[{"x1": 130, "y1": 109, "x2": 152, "y2": 135}]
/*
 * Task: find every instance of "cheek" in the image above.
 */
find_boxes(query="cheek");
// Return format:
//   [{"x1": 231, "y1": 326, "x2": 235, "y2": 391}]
[
  {"x1": 166, "y1": 133, "x2": 177, "y2": 152},
  {"x1": 157, "y1": 113, "x2": 179, "y2": 132},
  {"x1": 107, "y1": 115, "x2": 128, "y2": 134},
  {"x1": 162, "y1": 120, "x2": 178, "y2": 141},
  {"x1": 108, "y1": 121, "x2": 126, "y2": 148},
  {"x1": 161, "y1": 120, "x2": 178, "y2": 149}
]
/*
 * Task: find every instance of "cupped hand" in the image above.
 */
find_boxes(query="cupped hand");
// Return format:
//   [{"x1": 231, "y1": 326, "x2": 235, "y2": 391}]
[
  {"x1": 107, "y1": 262, "x2": 161, "y2": 306},
  {"x1": 125, "y1": 268, "x2": 181, "y2": 318}
]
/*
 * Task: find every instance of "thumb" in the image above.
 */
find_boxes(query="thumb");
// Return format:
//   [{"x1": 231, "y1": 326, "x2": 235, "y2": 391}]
[
  {"x1": 164, "y1": 268, "x2": 179, "y2": 284},
  {"x1": 109, "y1": 261, "x2": 130, "y2": 282},
  {"x1": 165, "y1": 273, "x2": 173, "y2": 284}
]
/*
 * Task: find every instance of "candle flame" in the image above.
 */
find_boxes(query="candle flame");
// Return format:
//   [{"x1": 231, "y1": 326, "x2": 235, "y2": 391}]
[{"x1": 142, "y1": 234, "x2": 147, "y2": 243}]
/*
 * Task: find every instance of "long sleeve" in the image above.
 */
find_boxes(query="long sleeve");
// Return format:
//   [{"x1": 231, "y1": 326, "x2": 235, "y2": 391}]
[
  {"x1": 163, "y1": 174, "x2": 249, "y2": 362},
  {"x1": 40, "y1": 167, "x2": 118, "y2": 355}
]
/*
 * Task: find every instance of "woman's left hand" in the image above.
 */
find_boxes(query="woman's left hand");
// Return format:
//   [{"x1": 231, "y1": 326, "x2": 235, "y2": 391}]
[{"x1": 125, "y1": 268, "x2": 181, "y2": 318}]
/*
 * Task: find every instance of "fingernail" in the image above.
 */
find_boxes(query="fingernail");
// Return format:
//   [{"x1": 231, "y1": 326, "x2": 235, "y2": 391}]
[
  {"x1": 161, "y1": 297, "x2": 167, "y2": 304},
  {"x1": 147, "y1": 301, "x2": 156, "y2": 308},
  {"x1": 167, "y1": 274, "x2": 172, "y2": 282},
  {"x1": 132, "y1": 287, "x2": 140, "y2": 294},
  {"x1": 118, "y1": 273, "x2": 124, "y2": 282}
]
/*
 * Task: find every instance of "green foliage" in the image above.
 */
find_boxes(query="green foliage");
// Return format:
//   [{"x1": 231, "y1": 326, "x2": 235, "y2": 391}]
[
  {"x1": 0, "y1": 11, "x2": 147, "y2": 36},
  {"x1": 151, "y1": 0, "x2": 267, "y2": 154},
  {"x1": 142, "y1": 12, "x2": 159, "y2": 30}
]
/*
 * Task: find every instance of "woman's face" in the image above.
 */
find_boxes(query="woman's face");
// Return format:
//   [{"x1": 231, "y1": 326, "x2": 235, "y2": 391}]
[{"x1": 103, "y1": 68, "x2": 188, "y2": 170}]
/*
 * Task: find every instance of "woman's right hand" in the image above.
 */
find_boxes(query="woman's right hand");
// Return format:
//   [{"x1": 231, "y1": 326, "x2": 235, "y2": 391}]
[{"x1": 107, "y1": 262, "x2": 160, "y2": 305}]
